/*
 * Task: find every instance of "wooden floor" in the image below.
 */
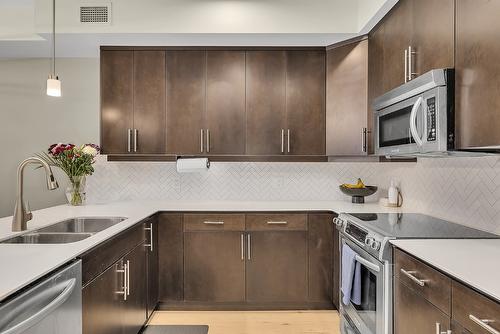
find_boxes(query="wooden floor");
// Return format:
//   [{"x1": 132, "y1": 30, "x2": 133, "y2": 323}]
[{"x1": 148, "y1": 310, "x2": 341, "y2": 334}]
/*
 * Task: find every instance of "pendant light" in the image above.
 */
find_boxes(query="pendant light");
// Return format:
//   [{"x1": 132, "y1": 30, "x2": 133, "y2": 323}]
[{"x1": 47, "y1": 0, "x2": 61, "y2": 97}]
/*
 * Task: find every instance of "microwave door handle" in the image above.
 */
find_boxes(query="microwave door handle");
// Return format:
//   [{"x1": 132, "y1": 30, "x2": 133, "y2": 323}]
[{"x1": 410, "y1": 97, "x2": 424, "y2": 147}]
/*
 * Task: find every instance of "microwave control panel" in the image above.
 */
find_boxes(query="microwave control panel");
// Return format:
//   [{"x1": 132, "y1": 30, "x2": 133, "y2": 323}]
[{"x1": 427, "y1": 97, "x2": 436, "y2": 142}]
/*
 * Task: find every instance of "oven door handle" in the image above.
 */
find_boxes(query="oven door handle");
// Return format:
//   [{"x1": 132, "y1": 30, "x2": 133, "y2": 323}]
[
  {"x1": 410, "y1": 96, "x2": 424, "y2": 147},
  {"x1": 355, "y1": 255, "x2": 380, "y2": 273}
]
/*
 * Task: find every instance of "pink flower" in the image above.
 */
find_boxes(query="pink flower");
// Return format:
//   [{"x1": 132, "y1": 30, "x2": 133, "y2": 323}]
[{"x1": 48, "y1": 143, "x2": 75, "y2": 156}]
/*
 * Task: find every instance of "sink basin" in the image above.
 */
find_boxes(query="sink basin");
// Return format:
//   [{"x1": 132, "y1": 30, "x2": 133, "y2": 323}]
[
  {"x1": 37, "y1": 217, "x2": 126, "y2": 234},
  {"x1": 0, "y1": 217, "x2": 127, "y2": 244},
  {"x1": 2, "y1": 232, "x2": 93, "y2": 244}
]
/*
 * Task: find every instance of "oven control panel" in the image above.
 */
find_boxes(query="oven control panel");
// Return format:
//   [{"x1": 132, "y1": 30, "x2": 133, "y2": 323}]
[{"x1": 345, "y1": 222, "x2": 368, "y2": 245}]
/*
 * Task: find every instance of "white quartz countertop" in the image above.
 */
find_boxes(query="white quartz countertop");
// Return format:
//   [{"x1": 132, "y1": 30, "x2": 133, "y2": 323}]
[
  {"x1": 0, "y1": 200, "x2": 402, "y2": 302},
  {"x1": 391, "y1": 239, "x2": 500, "y2": 303}
]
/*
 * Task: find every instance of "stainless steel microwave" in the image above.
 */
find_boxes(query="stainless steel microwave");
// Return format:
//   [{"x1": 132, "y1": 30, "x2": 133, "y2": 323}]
[{"x1": 373, "y1": 69, "x2": 454, "y2": 156}]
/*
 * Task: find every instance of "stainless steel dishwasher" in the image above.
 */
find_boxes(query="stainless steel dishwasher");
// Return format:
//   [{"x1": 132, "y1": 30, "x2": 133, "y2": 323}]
[{"x1": 0, "y1": 260, "x2": 82, "y2": 334}]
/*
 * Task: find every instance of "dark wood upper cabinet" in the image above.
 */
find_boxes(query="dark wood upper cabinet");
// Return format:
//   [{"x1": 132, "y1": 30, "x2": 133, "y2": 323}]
[
  {"x1": 101, "y1": 51, "x2": 134, "y2": 154},
  {"x1": 133, "y1": 51, "x2": 166, "y2": 154},
  {"x1": 327, "y1": 40, "x2": 370, "y2": 156},
  {"x1": 166, "y1": 50, "x2": 206, "y2": 155},
  {"x1": 455, "y1": 0, "x2": 500, "y2": 149},
  {"x1": 286, "y1": 51, "x2": 326, "y2": 155},
  {"x1": 246, "y1": 51, "x2": 287, "y2": 155},
  {"x1": 246, "y1": 230, "x2": 308, "y2": 303},
  {"x1": 206, "y1": 51, "x2": 246, "y2": 155}
]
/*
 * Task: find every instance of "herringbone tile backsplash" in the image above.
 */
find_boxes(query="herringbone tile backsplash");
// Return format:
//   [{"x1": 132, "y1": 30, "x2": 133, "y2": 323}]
[{"x1": 87, "y1": 156, "x2": 500, "y2": 234}]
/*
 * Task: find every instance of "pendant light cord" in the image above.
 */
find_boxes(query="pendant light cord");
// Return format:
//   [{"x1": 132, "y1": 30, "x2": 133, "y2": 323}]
[{"x1": 52, "y1": 0, "x2": 56, "y2": 76}]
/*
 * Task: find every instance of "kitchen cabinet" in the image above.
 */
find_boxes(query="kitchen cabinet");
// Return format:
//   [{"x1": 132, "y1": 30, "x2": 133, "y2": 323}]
[
  {"x1": 145, "y1": 218, "x2": 159, "y2": 318},
  {"x1": 327, "y1": 39, "x2": 370, "y2": 155},
  {"x1": 246, "y1": 214, "x2": 308, "y2": 303},
  {"x1": 83, "y1": 243, "x2": 148, "y2": 334},
  {"x1": 332, "y1": 217, "x2": 340, "y2": 309},
  {"x1": 183, "y1": 214, "x2": 246, "y2": 302},
  {"x1": 308, "y1": 213, "x2": 333, "y2": 303},
  {"x1": 166, "y1": 50, "x2": 206, "y2": 155},
  {"x1": 122, "y1": 243, "x2": 148, "y2": 334},
  {"x1": 455, "y1": 0, "x2": 500, "y2": 149},
  {"x1": 394, "y1": 249, "x2": 500, "y2": 334},
  {"x1": 158, "y1": 213, "x2": 184, "y2": 302},
  {"x1": 246, "y1": 51, "x2": 287, "y2": 155},
  {"x1": 206, "y1": 51, "x2": 246, "y2": 154},
  {"x1": 368, "y1": 0, "x2": 454, "y2": 102},
  {"x1": 285, "y1": 51, "x2": 326, "y2": 155},
  {"x1": 101, "y1": 50, "x2": 166, "y2": 154},
  {"x1": 246, "y1": 50, "x2": 326, "y2": 156}
]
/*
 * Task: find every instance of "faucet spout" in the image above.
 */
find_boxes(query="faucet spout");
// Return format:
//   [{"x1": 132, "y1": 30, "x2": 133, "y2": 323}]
[{"x1": 12, "y1": 157, "x2": 59, "y2": 232}]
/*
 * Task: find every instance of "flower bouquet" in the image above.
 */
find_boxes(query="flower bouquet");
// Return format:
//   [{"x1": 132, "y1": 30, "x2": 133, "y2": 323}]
[{"x1": 38, "y1": 143, "x2": 100, "y2": 206}]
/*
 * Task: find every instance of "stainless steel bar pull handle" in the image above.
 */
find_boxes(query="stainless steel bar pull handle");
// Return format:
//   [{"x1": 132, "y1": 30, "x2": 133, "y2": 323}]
[
  {"x1": 404, "y1": 49, "x2": 408, "y2": 83},
  {"x1": 247, "y1": 234, "x2": 251, "y2": 260},
  {"x1": 287, "y1": 129, "x2": 291, "y2": 153},
  {"x1": 361, "y1": 128, "x2": 368, "y2": 153},
  {"x1": 281, "y1": 129, "x2": 285, "y2": 153},
  {"x1": 133, "y1": 129, "x2": 138, "y2": 153},
  {"x1": 200, "y1": 129, "x2": 204, "y2": 153},
  {"x1": 267, "y1": 221, "x2": 288, "y2": 225},
  {"x1": 206, "y1": 129, "x2": 210, "y2": 153},
  {"x1": 126, "y1": 260, "x2": 130, "y2": 296},
  {"x1": 116, "y1": 263, "x2": 127, "y2": 300},
  {"x1": 203, "y1": 221, "x2": 224, "y2": 225},
  {"x1": 408, "y1": 46, "x2": 417, "y2": 80},
  {"x1": 144, "y1": 223, "x2": 153, "y2": 252},
  {"x1": 469, "y1": 315, "x2": 499, "y2": 334},
  {"x1": 435, "y1": 323, "x2": 452, "y2": 334},
  {"x1": 400, "y1": 268, "x2": 427, "y2": 287},
  {"x1": 241, "y1": 234, "x2": 244, "y2": 261},
  {"x1": 127, "y1": 129, "x2": 132, "y2": 153}
]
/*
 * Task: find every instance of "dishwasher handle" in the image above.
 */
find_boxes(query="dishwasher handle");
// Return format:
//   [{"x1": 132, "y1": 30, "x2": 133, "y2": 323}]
[{"x1": 0, "y1": 278, "x2": 76, "y2": 334}]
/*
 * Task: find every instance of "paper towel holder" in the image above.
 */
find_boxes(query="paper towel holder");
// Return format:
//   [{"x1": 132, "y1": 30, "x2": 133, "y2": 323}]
[{"x1": 176, "y1": 156, "x2": 211, "y2": 169}]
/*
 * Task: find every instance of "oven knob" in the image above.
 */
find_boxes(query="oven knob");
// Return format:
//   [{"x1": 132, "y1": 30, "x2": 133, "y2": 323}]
[
  {"x1": 334, "y1": 218, "x2": 344, "y2": 227},
  {"x1": 370, "y1": 240, "x2": 381, "y2": 251},
  {"x1": 365, "y1": 237, "x2": 374, "y2": 247}
]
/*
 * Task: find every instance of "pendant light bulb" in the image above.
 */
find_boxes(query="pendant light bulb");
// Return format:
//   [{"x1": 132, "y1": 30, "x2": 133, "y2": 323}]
[
  {"x1": 46, "y1": 0, "x2": 61, "y2": 97},
  {"x1": 47, "y1": 75, "x2": 61, "y2": 97}
]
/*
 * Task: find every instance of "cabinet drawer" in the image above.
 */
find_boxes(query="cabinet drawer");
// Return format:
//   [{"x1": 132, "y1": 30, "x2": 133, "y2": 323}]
[
  {"x1": 81, "y1": 222, "x2": 146, "y2": 286},
  {"x1": 246, "y1": 213, "x2": 307, "y2": 231},
  {"x1": 184, "y1": 214, "x2": 245, "y2": 231},
  {"x1": 452, "y1": 281, "x2": 500, "y2": 334},
  {"x1": 394, "y1": 249, "x2": 451, "y2": 315}
]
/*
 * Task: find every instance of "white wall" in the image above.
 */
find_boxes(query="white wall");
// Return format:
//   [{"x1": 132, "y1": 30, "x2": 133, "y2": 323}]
[{"x1": 0, "y1": 58, "x2": 99, "y2": 217}]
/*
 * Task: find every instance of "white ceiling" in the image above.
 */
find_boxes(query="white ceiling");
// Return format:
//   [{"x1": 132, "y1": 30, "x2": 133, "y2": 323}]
[{"x1": 0, "y1": 0, "x2": 398, "y2": 58}]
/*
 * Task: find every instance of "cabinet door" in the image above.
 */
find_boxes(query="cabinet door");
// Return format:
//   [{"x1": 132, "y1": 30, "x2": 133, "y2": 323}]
[
  {"x1": 326, "y1": 40, "x2": 369, "y2": 156},
  {"x1": 455, "y1": 0, "x2": 500, "y2": 149},
  {"x1": 133, "y1": 51, "x2": 166, "y2": 154},
  {"x1": 246, "y1": 231, "x2": 307, "y2": 302},
  {"x1": 166, "y1": 51, "x2": 206, "y2": 154},
  {"x1": 146, "y1": 218, "x2": 159, "y2": 318},
  {"x1": 122, "y1": 243, "x2": 148, "y2": 334},
  {"x1": 308, "y1": 213, "x2": 333, "y2": 303},
  {"x1": 394, "y1": 277, "x2": 451, "y2": 334},
  {"x1": 184, "y1": 231, "x2": 246, "y2": 302},
  {"x1": 286, "y1": 51, "x2": 326, "y2": 155},
  {"x1": 206, "y1": 51, "x2": 246, "y2": 154},
  {"x1": 410, "y1": 0, "x2": 454, "y2": 76},
  {"x1": 82, "y1": 261, "x2": 125, "y2": 334},
  {"x1": 246, "y1": 51, "x2": 286, "y2": 155},
  {"x1": 332, "y1": 222, "x2": 340, "y2": 309},
  {"x1": 158, "y1": 213, "x2": 184, "y2": 302},
  {"x1": 101, "y1": 51, "x2": 134, "y2": 154}
]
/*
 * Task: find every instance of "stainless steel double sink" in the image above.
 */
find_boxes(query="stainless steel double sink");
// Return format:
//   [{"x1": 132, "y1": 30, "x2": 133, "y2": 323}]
[{"x1": 1, "y1": 217, "x2": 127, "y2": 244}]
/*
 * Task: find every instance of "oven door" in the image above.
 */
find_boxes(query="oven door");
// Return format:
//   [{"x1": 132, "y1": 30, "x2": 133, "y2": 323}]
[{"x1": 340, "y1": 237, "x2": 390, "y2": 334}]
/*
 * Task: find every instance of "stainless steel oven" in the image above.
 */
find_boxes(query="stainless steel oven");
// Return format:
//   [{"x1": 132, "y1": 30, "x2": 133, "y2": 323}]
[
  {"x1": 373, "y1": 69, "x2": 454, "y2": 156},
  {"x1": 339, "y1": 236, "x2": 391, "y2": 334}
]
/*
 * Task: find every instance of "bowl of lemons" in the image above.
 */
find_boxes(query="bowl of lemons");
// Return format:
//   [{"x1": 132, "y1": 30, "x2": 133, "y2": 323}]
[{"x1": 339, "y1": 178, "x2": 378, "y2": 204}]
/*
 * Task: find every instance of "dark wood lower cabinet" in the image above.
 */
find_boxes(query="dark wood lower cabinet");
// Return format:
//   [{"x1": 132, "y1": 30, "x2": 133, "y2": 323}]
[
  {"x1": 184, "y1": 231, "x2": 246, "y2": 302},
  {"x1": 308, "y1": 213, "x2": 333, "y2": 303},
  {"x1": 246, "y1": 231, "x2": 308, "y2": 303},
  {"x1": 394, "y1": 277, "x2": 451, "y2": 334},
  {"x1": 146, "y1": 218, "x2": 159, "y2": 318},
  {"x1": 83, "y1": 261, "x2": 125, "y2": 334},
  {"x1": 332, "y1": 219, "x2": 340, "y2": 309}
]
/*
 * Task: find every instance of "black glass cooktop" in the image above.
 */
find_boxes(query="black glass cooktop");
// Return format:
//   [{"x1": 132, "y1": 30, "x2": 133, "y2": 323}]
[{"x1": 347, "y1": 213, "x2": 499, "y2": 239}]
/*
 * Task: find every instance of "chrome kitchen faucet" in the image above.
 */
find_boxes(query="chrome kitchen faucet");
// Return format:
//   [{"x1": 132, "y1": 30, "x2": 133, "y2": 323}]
[{"x1": 12, "y1": 157, "x2": 59, "y2": 232}]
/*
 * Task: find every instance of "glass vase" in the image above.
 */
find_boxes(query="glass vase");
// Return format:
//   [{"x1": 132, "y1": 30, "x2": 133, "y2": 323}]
[{"x1": 66, "y1": 176, "x2": 86, "y2": 206}]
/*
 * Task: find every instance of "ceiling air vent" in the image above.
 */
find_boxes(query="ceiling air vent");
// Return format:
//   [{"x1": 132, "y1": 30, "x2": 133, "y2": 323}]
[{"x1": 80, "y1": 3, "x2": 111, "y2": 24}]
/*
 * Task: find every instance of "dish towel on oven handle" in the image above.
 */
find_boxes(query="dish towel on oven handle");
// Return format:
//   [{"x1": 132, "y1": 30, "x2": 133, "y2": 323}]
[{"x1": 341, "y1": 244, "x2": 357, "y2": 305}]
